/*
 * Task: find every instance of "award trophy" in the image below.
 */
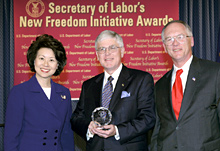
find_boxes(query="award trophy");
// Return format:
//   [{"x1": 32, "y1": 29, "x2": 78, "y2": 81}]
[{"x1": 91, "y1": 107, "x2": 112, "y2": 128}]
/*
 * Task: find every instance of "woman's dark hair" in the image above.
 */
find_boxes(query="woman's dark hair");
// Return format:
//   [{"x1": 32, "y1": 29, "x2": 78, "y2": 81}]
[{"x1": 27, "y1": 34, "x2": 66, "y2": 76}]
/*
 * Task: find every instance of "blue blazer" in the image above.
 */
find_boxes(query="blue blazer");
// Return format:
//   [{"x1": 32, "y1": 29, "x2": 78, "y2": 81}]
[{"x1": 4, "y1": 74, "x2": 75, "y2": 151}]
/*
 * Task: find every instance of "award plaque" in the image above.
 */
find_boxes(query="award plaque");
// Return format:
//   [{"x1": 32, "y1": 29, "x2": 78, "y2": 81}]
[{"x1": 91, "y1": 107, "x2": 112, "y2": 127}]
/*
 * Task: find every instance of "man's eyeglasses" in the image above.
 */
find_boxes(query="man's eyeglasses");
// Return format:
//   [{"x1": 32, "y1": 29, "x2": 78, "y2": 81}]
[
  {"x1": 163, "y1": 34, "x2": 191, "y2": 46},
  {"x1": 96, "y1": 45, "x2": 122, "y2": 54}
]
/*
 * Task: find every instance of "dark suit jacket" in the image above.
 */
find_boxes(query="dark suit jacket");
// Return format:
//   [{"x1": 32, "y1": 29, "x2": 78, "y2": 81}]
[
  {"x1": 4, "y1": 74, "x2": 75, "y2": 151},
  {"x1": 71, "y1": 65, "x2": 155, "y2": 151},
  {"x1": 150, "y1": 56, "x2": 220, "y2": 151}
]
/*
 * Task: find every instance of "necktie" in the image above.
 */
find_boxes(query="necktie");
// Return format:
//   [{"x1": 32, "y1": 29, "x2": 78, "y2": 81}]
[
  {"x1": 172, "y1": 69, "x2": 183, "y2": 120},
  {"x1": 102, "y1": 76, "x2": 114, "y2": 108}
]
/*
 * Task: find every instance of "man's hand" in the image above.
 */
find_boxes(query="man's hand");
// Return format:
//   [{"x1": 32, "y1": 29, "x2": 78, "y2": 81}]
[{"x1": 88, "y1": 121, "x2": 116, "y2": 138}]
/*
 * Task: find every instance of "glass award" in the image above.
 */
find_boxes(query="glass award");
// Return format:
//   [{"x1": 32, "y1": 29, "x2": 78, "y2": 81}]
[{"x1": 91, "y1": 107, "x2": 112, "y2": 127}]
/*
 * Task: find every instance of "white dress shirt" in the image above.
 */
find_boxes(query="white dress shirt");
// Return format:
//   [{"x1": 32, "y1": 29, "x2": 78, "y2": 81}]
[
  {"x1": 42, "y1": 87, "x2": 51, "y2": 100},
  {"x1": 87, "y1": 64, "x2": 123, "y2": 141},
  {"x1": 171, "y1": 55, "x2": 193, "y2": 93}
]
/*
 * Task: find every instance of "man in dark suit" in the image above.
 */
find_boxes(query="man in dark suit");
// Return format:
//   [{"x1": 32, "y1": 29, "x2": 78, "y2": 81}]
[
  {"x1": 71, "y1": 30, "x2": 155, "y2": 151},
  {"x1": 150, "y1": 20, "x2": 220, "y2": 151}
]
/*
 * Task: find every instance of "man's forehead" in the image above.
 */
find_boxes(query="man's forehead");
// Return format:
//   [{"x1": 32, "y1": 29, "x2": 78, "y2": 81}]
[{"x1": 164, "y1": 24, "x2": 187, "y2": 36}]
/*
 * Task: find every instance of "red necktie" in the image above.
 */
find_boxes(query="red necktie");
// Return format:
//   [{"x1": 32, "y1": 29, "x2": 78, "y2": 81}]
[{"x1": 172, "y1": 69, "x2": 183, "y2": 120}]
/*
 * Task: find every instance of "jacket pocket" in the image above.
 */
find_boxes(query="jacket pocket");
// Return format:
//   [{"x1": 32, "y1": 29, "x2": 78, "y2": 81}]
[{"x1": 203, "y1": 138, "x2": 220, "y2": 151}]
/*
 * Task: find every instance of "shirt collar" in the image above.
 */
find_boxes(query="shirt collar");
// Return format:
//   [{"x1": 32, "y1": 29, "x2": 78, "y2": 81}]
[
  {"x1": 104, "y1": 63, "x2": 122, "y2": 82},
  {"x1": 173, "y1": 55, "x2": 193, "y2": 73}
]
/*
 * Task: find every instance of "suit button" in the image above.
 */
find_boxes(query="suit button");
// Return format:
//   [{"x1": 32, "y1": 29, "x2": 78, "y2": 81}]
[
  {"x1": 43, "y1": 137, "x2": 47, "y2": 140},
  {"x1": 43, "y1": 143, "x2": 46, "y2": 145},
  {"x1": 54, "y1": 142, "x2": 57, "y2": 146},
  {"x1": 44, "y1": 130, "x2": 48, "y2": 133},
  {"x1": 54, "y1": 136, "x2": 57, "y2": 139},
  {"x1": 55, "y1": 130, "x2": 58, "y2": 133}
]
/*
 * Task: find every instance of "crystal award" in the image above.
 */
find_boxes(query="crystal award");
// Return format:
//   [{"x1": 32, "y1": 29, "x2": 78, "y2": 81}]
[{"x1": 91, "y1": 107, "x2": 112, "y2": 127}]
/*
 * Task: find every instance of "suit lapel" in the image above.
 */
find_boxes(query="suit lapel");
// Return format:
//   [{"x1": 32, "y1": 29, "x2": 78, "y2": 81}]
[
  {"x1": 94, "y1": 73, "x2": 104, "y2": 107},
  {"x1": 178, "y1": 57, "x2": 200, "y2": 120},
  {"x1": 163, "y1": 69, "x2": 177, "y2": 121},
  {"x1": 28, "y1": 75, "x2": 59, "y2": 119},
  {"x1": 49, "y1": 80, "x2": 64, "y2": 120},
  {"x1": 109, "y1": 66, "x2": 130, "y2": 111}
]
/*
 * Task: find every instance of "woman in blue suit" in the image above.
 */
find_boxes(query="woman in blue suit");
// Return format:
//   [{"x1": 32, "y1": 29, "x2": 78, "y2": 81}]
[{"x1": 4, "y1": 34, "x2": 75, "y2": 151}]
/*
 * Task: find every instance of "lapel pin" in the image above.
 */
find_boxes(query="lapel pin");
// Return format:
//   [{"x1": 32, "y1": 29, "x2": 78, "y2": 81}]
[
  {"x1": 192, "y1": 77, "x2": 196, "y2": 81},
  {"x1": 122, "y1": 84, "x2": 124, "y2": 87},
  {"x1": 61, "y1": 95, "x2": 66, "y2": 100}
]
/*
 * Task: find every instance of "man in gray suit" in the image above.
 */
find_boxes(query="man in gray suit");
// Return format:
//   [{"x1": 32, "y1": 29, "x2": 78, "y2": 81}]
[{"x1": 150, "y1": 20, "x2": 220, "y2": 151}]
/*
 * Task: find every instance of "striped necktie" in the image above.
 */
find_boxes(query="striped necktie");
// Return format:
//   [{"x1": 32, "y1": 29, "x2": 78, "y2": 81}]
[{"x1": 102, "y1": 76, "x2": 114, "y2": 108}]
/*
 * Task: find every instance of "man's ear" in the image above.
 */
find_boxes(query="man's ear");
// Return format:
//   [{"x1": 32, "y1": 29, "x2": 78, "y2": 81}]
[
  {"x1": 96, "y1": 51, "x2": 99, "y2": 61},
  {"x1": 163, "y1": 44, "x2": 168, "y2": 53},
  {"x1": 121, "y1": 47, "x2": 125, "y2": 58},
  {"x1": 191, "y1": 36, "x2": 194, "y2": 47}
]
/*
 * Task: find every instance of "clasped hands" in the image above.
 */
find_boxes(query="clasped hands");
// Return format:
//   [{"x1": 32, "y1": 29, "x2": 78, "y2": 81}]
[{"x1": 88, "y1": 121, "x2": 116, "y2": 138}]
